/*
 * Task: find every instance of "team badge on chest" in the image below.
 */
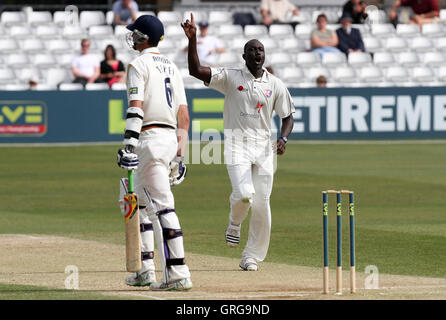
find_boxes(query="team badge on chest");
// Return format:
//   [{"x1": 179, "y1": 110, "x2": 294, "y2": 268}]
[{"x1": 265, "y1": 89, "x2": 272, "y2": 98}]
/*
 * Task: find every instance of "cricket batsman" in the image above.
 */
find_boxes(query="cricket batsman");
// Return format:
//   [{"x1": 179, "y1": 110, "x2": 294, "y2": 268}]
[
  {"x1": 117, "y1": 15, "x2": 192, "y2": 291},
  {"x1": 182, "y1": 13, "x2": 294, "y2": 271}
]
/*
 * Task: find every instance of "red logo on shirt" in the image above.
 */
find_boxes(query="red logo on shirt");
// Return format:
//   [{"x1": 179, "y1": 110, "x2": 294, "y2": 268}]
[
  {"x1": 238, "y1": 86, "x2": 244, "y2": 91},
  {"x1": 256, "y1": 102, "x2": 263, "y2": 113}
]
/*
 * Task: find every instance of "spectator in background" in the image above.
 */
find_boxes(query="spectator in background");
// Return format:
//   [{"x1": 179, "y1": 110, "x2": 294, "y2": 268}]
[
  {"x1": 184, "y1": 21, "x2": 226, "y2": 66},
  {"x1": 316, "y1": 75, "x2": 327, "y2": 87},
  {"x1": 260, "y1": 0, "x2": 300, "y2": 27},
  {"x1": 112, "y1": 0, "x2": 138, "y2": 27},
  {"x1": 341, "y1": 0, "x2": 368, "y2": 24},
  {"x1": 311, "y1": 14, "x2": 341, "y2": 58},
  {"x1": 71, "y1": 38, "x2": 100, "y2": 86},
  {"x1": 100, "y1": 44, "x2": 126, "y2": 88},
  {"x1": 389, "y1": 0, "x2": 440, "y2": 26},
  {"x1": 336, "y1": 13, "x2": 365, "y2": 55},
  {"x1": 28, "y1": 75, "x2": 39, "y2": 90}
]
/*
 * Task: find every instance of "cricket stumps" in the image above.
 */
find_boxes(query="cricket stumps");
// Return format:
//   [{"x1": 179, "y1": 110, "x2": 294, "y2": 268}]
[{"x1": 322, "y1": 190, "x2": 356, "y2": 295}]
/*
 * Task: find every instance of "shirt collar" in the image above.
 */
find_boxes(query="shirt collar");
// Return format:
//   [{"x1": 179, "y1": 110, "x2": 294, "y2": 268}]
[
  {"x1": 140, "y1": 47, "x2": 160, "y2": 55},
  {"x1": 243, "y1": 65, "x2": 269, "y2": 83}
]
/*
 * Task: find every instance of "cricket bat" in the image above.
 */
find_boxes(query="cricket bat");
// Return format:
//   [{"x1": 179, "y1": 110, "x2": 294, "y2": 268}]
[{"x1": 123, "y1": 170, "x2": 142, "y2": 272}]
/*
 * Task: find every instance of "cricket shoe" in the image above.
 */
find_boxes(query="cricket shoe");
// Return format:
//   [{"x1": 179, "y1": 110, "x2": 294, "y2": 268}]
[
  {"x1": 225, "y1": 223, "x2": 240, "y2": 248},
  {"x1": 149, "y1": 278, "x2": 193, "y2": 291},
  {"x1": 239, "y1": 257, "x2": 258, "y2": 271},
  {"x1": 125, "y1": 270, "x2": 156, "y2": 287}
]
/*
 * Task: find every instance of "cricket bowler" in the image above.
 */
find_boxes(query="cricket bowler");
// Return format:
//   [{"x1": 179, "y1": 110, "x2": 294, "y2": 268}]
[
  {"x1": 182, "y1": 13, "x2": 295, "y2": 271},
  {"x1": 117, "y1": 14, "x2": 192, "y2": 291}
]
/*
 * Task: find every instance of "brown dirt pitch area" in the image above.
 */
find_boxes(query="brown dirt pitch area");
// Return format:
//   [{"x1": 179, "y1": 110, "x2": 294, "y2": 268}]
[{"x1": 0, "y1": 234, "x2": 445, "y2": 300}]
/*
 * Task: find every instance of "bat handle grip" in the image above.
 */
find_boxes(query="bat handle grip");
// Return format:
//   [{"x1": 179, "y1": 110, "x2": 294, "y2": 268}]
[{"x1": 128, "y1": 170, "x2": 135, "y2": 194}]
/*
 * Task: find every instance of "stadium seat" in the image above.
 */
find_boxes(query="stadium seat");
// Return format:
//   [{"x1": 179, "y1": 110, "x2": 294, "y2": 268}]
[
  {"x1": 347, "y1": 52, "x2": 372, "y2": 67},
  {"x1": 384, "y1": 37, "x2": 408, "y2": 52},
  {"x1": 208, "y1": 11, "x2": 233, "y2": 25},
  {"x1": 111, "y1": 82, "x2": 127, "y2": 90},
  {"x1": 373, "y1": 52, "x2": 395, "y2": 67},
  {"x1": 244, "y1": 25, "x2": 268, "y2": 37},
  {"x1": 421, "y1": 23, "x2": 444, "y2": 38},
  {"x1": 88, "y1": 25, "x2": 114, "y2": 39},
  {"x1": 106, "y1": 11, "x2": 114, "y2": 25},
  {"x1": 35, "y1": 25, "x2": 60, "y2": 38},
  {"x1": 435, "y1": 37, "x2": 446, "y2": 51},
  {"x1": 0, "y1": 11, "x2": 26, "y2": 26},
  {"x1": 9, "y1": 25, "x2": 32, "y2": 39},
  {"x1": 352, "y1": 24, "x2": 370, "y2": 35},
  {"x1": 27, "y1": 11, "x2": 52, "y2": 26},
  {"x1": 216, "y1": 52, "x2": 239, "y2": 66},
  {"x1": 62, "y1": 25, "x2": 87, "y2": 39},
  {"x1": 371, "y1": 24, "x2": 395, "y2": 38},
  {"x1": 34, "y1": 54, "x2": 57, "y2": 68},
  {"x1": 85, "y1": 83, "x2": 109, "y2": 90},
  {"x1": 332, "y1": 66, "x2": 357, "y2": 83},
  {"x1": 279, "y1": 37, "x2": 305, "y2": 51},
  {"x1": 2, "y1": 83, "x2": 29, "y2": 90},
  {"x1": 295, "y1": 24, "x2": 313, "y2": 40},
  {"x1": 42, "y1": 68, "x2": 71, "y2": 86},
  {"x1": 386, "y1": 66, "x2": 410, "y2": 82},
  {"x1": 55, "y1": 53, "x2": 75, "y2": 68},
  {"x1": 182, "y1": 11, "x2": 208, "y2": 24},
  {"x1": 13, "y1": 67, "x2": 40, "y2": 82},
  {"x1": 230, "y1": 38, "x2": 248, "y2": 51},
  {"x1": 436, "y1": 66, "x2": 446, "y2": 81},
  {"x1": 321, "y1": 52, "x2": 347, "y2": 67},
  {"x1": 59, "y1": 82, "x2": 84, "y2": 91},
  {"x1": 157, "y1": 11, "x2": 182, "y2": 25},
  {"x1": 269, "y1": 24, "x2": 294, "y2": 38},
  {"x1": 79, "y1": 11, "x2": 105, "y2": 29},
  {"x1": 411, "y1": 66, "x2": 436, "y2": 84},
  {"x1": 279, "y1": 67, "x2": 305, "y2": 84},
  {"x1": 0, "y1": 39, "x2": 19, "y2": 53},
  {"x1": 306, "y1": 67, "x2": 331, "y2": 82},
  {"x1": 359, "y1": 66, "x2": 384, "y2": 83},
  {"x1": 295, "y1": 52, "x2": 321, "y2": 67},
  {"x1": 268, "y1": 52, "x2": 293, "y2": 68},
  {"x1": 398, "y1": 52, "x2": 420, "y2": 67},
  {"x1": 35, "y1": 83, "x2": 58, "y2": 90},
  {"x1": 165, "y1": 25, "x2": 185, "y2": 39},
  {"x1": 218, "y1": 24, "x2": 243, "y2": 39},
  {"x1": 363, "y1": 37, "x2": 382, "y2": 53},
  {"x1": 396, "y1": 24, "x2": 420, "y2": 38},
  {"x1": 410, "y1": 37, "x2": 434, "y2": 52},
  {"x1": 45, "y1": 39, "x2": 73, "y2": 53},
  {"x1": 21, "y1": 39, "x2": 45, "y2": 54},
  {"x1": 423, "y1": 52, "x2": 445, "y2": 67},
  {"x1": 0, "y1": 68, "x2": 15, "y2": 84},
  {"x1": 53, "y1": 10, "x2": 79, "y2": 26},
  {"x1": 257, "y1": 37, "x2": 279, "y2": 53},
  {"x1": 5, "y1": 54, "x2": 29, "y2": 68}
]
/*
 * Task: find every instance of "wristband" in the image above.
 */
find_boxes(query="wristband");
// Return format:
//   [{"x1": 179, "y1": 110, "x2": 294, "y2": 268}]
[{"x1": 280, "y1": 136, "x2": 288, "y2": 144}]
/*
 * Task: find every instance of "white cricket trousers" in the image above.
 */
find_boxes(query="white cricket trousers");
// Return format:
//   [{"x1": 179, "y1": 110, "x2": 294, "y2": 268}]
[
  {"x1": 225, "y1": 137, "x2": 274, "y2": 262},
  {"x1": 135, "y1": 127, "x2": 190, "y2": 281}
]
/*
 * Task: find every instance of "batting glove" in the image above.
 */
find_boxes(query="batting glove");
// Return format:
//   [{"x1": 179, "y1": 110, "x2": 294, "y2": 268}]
[
  {"x1": 117, "y1": 147, "x2": 139, "y2": 170},
  {"x1": 169, "y1": 156, "x2": 187, "y2": 186}
]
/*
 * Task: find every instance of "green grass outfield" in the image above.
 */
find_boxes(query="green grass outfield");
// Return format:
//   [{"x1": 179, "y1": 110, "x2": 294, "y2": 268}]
[{"x1": 0, "y1": 142, "x2": 445, "y2": 298}]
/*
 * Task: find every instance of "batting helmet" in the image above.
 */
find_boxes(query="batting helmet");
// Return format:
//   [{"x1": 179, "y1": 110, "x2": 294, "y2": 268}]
[{"x1": 126, "y1": 15, "x2": 164, "y2": 42}]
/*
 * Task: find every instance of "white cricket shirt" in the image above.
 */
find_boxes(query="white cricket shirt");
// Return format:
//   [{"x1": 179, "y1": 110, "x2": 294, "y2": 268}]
[
  {"x1": 126, "y1": 47, "x2": 187, "y2": 128},
  {"x1": 71, "y1": 54, "x2": 99, "y2": 78},
  {"x1": 206, "y1": 66, "x2": 295, "y2": 140},
  {"x1": 196, "y1": 35, "x2": 224, "y2": 65}
]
